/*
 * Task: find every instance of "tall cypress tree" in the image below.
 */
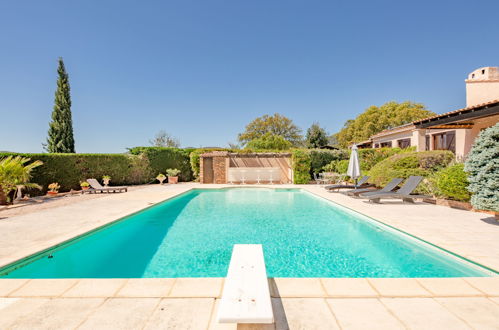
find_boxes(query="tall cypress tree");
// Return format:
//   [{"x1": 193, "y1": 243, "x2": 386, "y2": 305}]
[{"x1": 46, "y1": 57, "x2": 75, "y2": 153}]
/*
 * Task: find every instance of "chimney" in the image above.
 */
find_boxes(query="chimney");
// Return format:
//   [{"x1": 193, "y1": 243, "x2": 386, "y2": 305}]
[{"x1": 465, "y1": 67, "x2": 499, "y2": 107}]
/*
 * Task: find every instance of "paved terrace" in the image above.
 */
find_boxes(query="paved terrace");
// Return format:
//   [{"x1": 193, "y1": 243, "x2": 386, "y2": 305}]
[{"x1": 1, "y1": 183, "x2": 499, "y2": 329}]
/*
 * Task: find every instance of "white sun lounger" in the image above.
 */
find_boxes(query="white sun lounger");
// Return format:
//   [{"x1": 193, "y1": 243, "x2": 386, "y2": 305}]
[{"x1": 217, "y1": 244, "x2": 274, "y2": 324}]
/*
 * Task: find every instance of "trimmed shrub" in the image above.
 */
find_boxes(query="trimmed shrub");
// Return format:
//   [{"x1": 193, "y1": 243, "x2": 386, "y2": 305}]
[
  {"x1": 368, "y1": 150, "x2": 454, "y2": 193},
  {"x1": 432, "y1": 163, "x2": 470, "y2": 202},
  {"x1": 0, "y1": 153, "x2": 151, "y2": 194},
  {"x1": 320, "y1": 147, "x2": 404, "y2": 175},
  {"x1": 292, "y1": 149, "x2": 311, "y2": 184},
  {"x1": 358, "y1": 147, "x2": 408, "y2": 171},
  {"x1": 128, "y1": 147, "x2": 193, "y2": 181},
  {"x1": 465, "y1": 123, "x2": 499, "y2": 211},
  {"x1": 309, "y1": 149, "x2": 348, "y2": 174}
]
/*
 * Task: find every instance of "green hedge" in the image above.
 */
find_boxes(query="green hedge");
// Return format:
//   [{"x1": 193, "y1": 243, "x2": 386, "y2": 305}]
[
  {"x1": 358, "y1": 147, "x2": 409, "y2": 171},
  {"x1": 320, "y1": 147, "x2": 404, "y2": 175},
  {"x1": 309, "y1": 149, "x2": 348, "y2": 174},
  {"x1": 0, "y1": 153, "x2": 151, "y2": 194},
  {"x1": 292, "y1": 149, "x2": 311, "y2": 184},
  {"x1": 323, "y1": 159, "x2": 349, "y2": 174},
  {"x1": 128, "y1": 147, "x2": 194, "y2": 181},
  {"x1": 1, "y1": 147, "x2": 194, "y2": 195},
  {"x1": 432, "y1": 163, "x2": 470, "y2": 202},
  {"x1": 368, "y1": 150, "x2": 454, "y2": 193}
]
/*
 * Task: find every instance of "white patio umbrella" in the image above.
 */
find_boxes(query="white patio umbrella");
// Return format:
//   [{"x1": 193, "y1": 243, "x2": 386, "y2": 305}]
[{"x1": 347, "y1": 144, "x2": 361, "y2": 187}]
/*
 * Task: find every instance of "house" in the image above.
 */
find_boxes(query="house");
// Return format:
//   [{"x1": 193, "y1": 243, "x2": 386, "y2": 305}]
[{"x1": 363, "y1": 67, "x2": 499, "y2": 158}]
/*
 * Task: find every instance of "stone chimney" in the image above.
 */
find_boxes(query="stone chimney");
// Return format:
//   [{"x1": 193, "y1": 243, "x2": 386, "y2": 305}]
[{"x1": 465, "y1": 67, "x2": 499, "y2": 107}]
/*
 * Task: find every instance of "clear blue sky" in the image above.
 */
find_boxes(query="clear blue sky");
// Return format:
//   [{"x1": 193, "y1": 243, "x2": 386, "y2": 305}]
[{"x1": 1, "y1": 0, "x2": 498, "y2": 153}]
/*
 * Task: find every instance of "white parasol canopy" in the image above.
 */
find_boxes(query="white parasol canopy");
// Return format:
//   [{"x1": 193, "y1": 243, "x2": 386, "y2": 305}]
[{"x1": 347, "y1": 144, "x2": 361, "y2": 185}]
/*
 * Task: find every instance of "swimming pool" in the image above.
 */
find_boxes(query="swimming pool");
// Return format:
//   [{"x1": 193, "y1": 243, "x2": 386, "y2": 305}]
[{"x1": 0, "y1": 188, "x2": 493, "y2": 278}]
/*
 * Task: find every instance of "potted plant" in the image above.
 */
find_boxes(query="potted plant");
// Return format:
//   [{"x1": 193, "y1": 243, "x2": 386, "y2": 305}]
[
  {"x1": 166, "y1": 168, "x2": 181, "y2": 184},
  {"x1": 102, "y1": 175, "x2": 111, "y2": 187},
  {"x1": 156, "y1": 173, "x2": 166, "y2": 185},
  {"x1": 47, "y1": 182, "x2": 60, "y2": 196},
  {"x1": 80, "y1": 181, "x2": 90, "y2": 190}
]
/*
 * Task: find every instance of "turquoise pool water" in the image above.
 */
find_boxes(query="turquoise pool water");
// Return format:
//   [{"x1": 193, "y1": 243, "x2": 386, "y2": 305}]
[{"x1": 0, "y1": 188, "x2": 491, "y2": 278}]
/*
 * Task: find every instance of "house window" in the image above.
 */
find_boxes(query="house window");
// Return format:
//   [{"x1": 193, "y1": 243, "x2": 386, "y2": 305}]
[
  {"x1": 374, "y1": 143, "x2": 379, "y2": 148},
  {"x1": 425, "y1": 135, "x2": 430, "y2": 151},
  {"x1": 433, "y1": 131, "x2": 456, "y2": 153},
  {"x1": 482, "y1": 69, "x2": 485, "y2": 74},
  {"x1": 397, "y1": 138, "x2": 411, "y2": 149},
  {"x1": 380, "y1": 141, "x2": 392, "y2": 148}
]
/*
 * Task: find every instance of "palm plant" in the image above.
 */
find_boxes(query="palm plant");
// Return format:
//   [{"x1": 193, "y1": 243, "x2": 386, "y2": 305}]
[{"x1": 0, "y1": 156, "x2": 43, "y2": 205}]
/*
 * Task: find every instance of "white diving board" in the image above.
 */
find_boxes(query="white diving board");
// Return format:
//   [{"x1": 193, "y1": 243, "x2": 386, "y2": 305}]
[{"x1": 217, "y1": 244, "x2": 274, "y2": 324}]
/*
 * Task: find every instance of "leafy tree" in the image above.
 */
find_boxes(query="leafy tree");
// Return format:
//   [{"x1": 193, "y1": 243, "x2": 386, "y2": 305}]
[
  {"x1": 238, "y1": 113, "x2": 302, "y2": 146},
  {"x1": 245, "y1": 133, "x2": 292, "y2": 150},
  {"x1": 0, "y1": 156, "x2": 43, "y2": 205},
  {"x1": 306, "y1": 123, "x2": 329, "y2": 148},
  {"x1": 464, "y1": 123, "x2": 499, "y2": 211},
  {"x1": 149, "y1": 130, "x2": 180, "y2": 148},
  {"x1": 46, "y1": 57, "x2": 75, "y2": 153},
  {"x1": 334, "y1": 101, "x2": 435, "y2": 147}
]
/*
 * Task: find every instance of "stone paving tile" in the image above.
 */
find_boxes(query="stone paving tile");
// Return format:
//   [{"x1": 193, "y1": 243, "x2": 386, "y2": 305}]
[
  {"x1": 6, "y1": 298, "x2": 104, "y2": 330},
  {"x1": 78, "y1": 297, "x2": 160, "y2": 330},
  {"x1": 0, "y1": 298, "x2": 50, "y2": 329},
  {"x1": 116, "y1": 278, "x2": 175, "y2": 297},
  {"x1": 381, "y1": 298, "x2": 470, "y2": 329},
  {"x1": 169, "y1": 278, "x2": 224, "y2": 297},
  {"x1": 62, "y1": 279, "x2": 127, "y2": 297},
  {"x1": 368, "y1": 278, "x2": 432, "y2": 297},
  {"x1": 270, "y1": 278, "x2": 326, "y2": 297},
  {"x1": 416, "y1": 278, "x2": 484, "y2": 297},
  {"x1": 435, "y1": 297, "x2": 499, "y2": 329},
  {"x1": 0, "y1": 279, "x2": 29, "y2": 296},
  {"x1": 464, "y1": 277, "x2": 499, "y2": 296},
  {"x1": 9, "y1": 278, "x2": 78, "y2": 297},
  {"x1": 327, "y1": 298, "x2": 405, "y2": 329},
  {"x1": 143, "y1": 298, "x2": 214, "y2": 329},
  {"x1": 273, "y1": 298, "x2": 340, "y2": 329},
  {"x1": 0, "y1": 297, "x2": 20, "y2": 310},
  {"x1": 321, "y1": 278, "x2": 378, "y2": 297}
]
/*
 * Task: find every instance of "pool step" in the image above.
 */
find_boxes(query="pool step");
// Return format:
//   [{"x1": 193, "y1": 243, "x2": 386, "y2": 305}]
[{"x1": 217, "y1": 244, "x2": 274, "y2": 324}]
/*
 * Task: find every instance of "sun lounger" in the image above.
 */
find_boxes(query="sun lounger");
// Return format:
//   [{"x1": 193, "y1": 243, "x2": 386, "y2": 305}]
[
  {"x1": 217, "y1": 244, "x2": 274, "y2": 324},
  {"x1": 324, "y1": 175, "x2": 373, "y2": 191},
  {"x1": 84, "y1": 178, "x2": 128, "y2": 194},
  {"x1": 342, "y1": 177, "x2": 403, "y2": 197},
  {"x1": 360, "y1": 176, "x2": 429, "y2": 203}
]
